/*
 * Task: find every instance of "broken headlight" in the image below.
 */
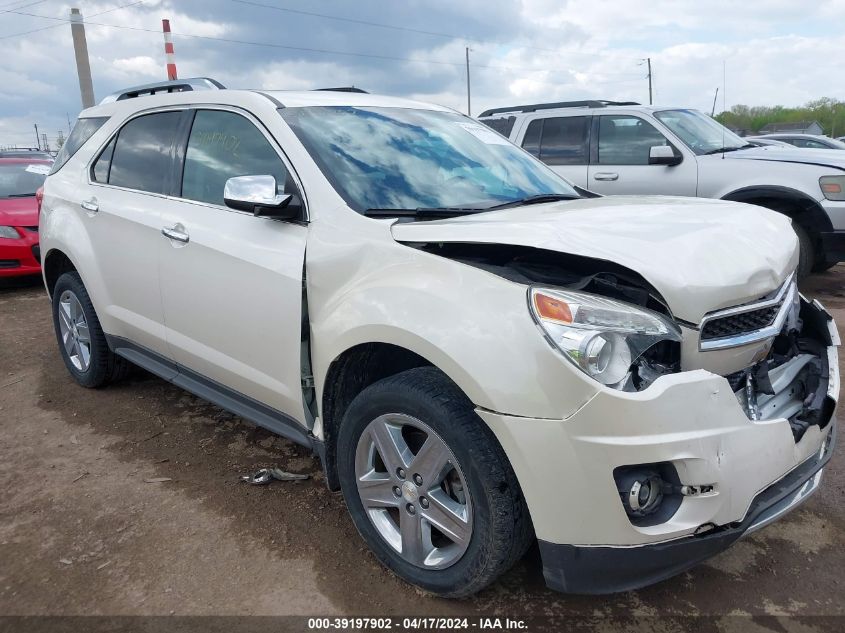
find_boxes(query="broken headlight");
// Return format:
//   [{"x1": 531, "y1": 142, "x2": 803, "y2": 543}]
[{"x1": 529, "y1": 287, "x2": 682, "y2": 389}]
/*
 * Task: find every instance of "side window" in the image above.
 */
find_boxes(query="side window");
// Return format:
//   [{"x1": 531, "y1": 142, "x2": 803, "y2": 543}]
[
  {"x1": 521, "y1": 119, "x2": 542, "y2": 156},
  {"x1": 181, "y1": 110, "x2": 288, "y2": 206},
  {"x1": 480, "y1": 116, "x2": 516, "y2": 138},
  {"x1": 50, "y1": 116, "x2": 109, "y2": 175},
  {"x1": 597, "y1": 115, "x2": 670, "y2": 165},
  {"x1": 108, "y1": 111, "x2": 182, "y2": 194},
  {"x1": 537, "y1": 116, "x2": 589, "y2": 165},
  {"x1": 92, "y1": 136, "x2": 116, "y2": 183}
]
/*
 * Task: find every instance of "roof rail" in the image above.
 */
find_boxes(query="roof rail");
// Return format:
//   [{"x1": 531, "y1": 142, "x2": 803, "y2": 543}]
[
  {"x1": 314, "y1": 87, "x2": 369, "y2": 93},
  {"x1": 99, "y1": 77, "x2": 226, "y2": 104},
  {"x1": 478, "y1": 100, "x2": 641, "y2": 118}
]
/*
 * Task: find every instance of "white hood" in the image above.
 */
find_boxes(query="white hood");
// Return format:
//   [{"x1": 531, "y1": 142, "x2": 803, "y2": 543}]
[
  {"x1": 724, "y1": 145, "x2": 845, "y2": 169},
  {"x1": 391, "y1": 196, "x2": 798, "y2": 323}
]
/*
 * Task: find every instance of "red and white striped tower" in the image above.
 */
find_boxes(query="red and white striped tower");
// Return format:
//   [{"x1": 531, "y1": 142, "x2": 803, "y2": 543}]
[{"x1": 162, "y1": 19, "x2": 178, "y2": 80}]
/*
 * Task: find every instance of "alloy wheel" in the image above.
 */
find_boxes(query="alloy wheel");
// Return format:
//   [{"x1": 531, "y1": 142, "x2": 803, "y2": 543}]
[
  {"x1": 354, "y1": 413, "x2": 473, "y2": 569},
  {"x1": 57, "y1": 290, "x2": 92, "y2": 372}
]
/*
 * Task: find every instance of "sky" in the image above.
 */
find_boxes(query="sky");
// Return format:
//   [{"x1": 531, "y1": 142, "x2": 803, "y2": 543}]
[{"x1": 2, "y1": 0, "x2": 845, "y2": 149}]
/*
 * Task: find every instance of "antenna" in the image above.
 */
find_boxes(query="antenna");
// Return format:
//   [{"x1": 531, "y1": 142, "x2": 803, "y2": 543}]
[
  {"x1": 711, "y1": 87, "x2": 719, "y2": 117},
  {"x1": 465, "y1": 46, "x2": 471, "y2": 116},
  {"x1": 721, "y1": 60, "x2": 726, "y2": 158}
]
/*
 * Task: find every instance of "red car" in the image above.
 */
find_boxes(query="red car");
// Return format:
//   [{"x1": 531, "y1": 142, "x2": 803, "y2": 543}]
[{"x1": 0, "y1": 157, "x2": 51, "y2": 278}]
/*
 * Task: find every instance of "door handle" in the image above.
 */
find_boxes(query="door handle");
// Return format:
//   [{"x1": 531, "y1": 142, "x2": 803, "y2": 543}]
[
  {"x1": 161, "y1": 224, "x2": 190, "y2": 244},
  {"x1": 593, "y1": 172, "x2": 619, "y2": 181},
  {"x1": 81, "y1": 198, "x2": 99, "y2": 213}
]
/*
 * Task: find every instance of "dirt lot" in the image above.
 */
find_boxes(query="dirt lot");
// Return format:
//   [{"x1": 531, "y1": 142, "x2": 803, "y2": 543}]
[{"x1": 1, "y1": 268, "x2": 843, "y2": 629}]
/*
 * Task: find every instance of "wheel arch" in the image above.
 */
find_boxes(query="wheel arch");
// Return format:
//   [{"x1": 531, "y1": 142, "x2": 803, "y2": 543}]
[
  {"x1": 720, "y1": 185, "x2": 833, "y2": 234},
  {"x1": 43, "y1": 248, "x2": 80, "y2": 299}
]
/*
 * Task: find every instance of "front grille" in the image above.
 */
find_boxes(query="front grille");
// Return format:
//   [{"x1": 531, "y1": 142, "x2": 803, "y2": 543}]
[
  {"x1": 0, "y1": 259, "x2": 20, "y2": 269},
  {"x1": 701, "y1": 305, "x2": 780, "y2": 340}
]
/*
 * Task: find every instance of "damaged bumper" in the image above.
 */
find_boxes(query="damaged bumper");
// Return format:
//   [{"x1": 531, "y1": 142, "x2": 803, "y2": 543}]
[{"x1": 479, "y1": 298, "x2": 839, "y2": 594}]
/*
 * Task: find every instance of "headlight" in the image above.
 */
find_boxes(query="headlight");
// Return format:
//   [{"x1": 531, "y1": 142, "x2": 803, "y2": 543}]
[
  {"x1": 820, "y1": 175, "x2": 845, "y2": 201},
  {"x1": 529, "y1": 287, "x2": 682, "y2": 389},
  {"x1": 0, "y1": 226, "x2": 21, "y2": 239}
]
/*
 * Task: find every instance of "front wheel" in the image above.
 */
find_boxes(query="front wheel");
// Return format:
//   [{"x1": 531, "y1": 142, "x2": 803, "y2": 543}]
[{"x1": 337, "y1": 367, "x2": 533, "y2": 597}]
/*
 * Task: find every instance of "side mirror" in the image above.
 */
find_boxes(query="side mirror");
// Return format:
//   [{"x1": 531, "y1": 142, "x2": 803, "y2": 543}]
[
  {"x1": 223, "y1": 175, "x2": 302, "y2": 220},
  {"x1": 648, "y1": 145, "x2": 682, "y2": 166}
]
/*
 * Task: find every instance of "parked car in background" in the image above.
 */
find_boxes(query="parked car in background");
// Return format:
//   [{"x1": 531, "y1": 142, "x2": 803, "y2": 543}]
[
  {"x1": 745, "y1": 137, "x2": 795, "y2": 148},
  {"x1": 754, "y1": 134, "x2": 845, "y2": 150},
  {"x1": 39, "y1": 79, "x2": 839, "y2": 597},
  {"x1": 0, "y1": 157, "x2": 50, "y2": 278},
  {"x1": 0, "y1": 148, "x2": 54, "y2": 160},
  {"x1": 479, "y1": 101, "x2": 845, "y2": 277}
]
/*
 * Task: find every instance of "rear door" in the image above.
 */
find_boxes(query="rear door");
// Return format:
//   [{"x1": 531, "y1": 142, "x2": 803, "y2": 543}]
[
  {"x1": 158, "y1": 107, "x2": 308, "y2": 422},
  {"x1": 516, "y1": 115, "x2": 590, "y2": 187},
  {"x1": 84, "y1": 110, "x2": 184, "y2": 356},
  {"x1": 587, "y1": 114, "x2": 697, "y2": 196}
]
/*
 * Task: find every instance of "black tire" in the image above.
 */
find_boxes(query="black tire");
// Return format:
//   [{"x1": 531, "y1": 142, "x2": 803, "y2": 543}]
[
  {"x1": 337, "y1": 367, "x2": 533, "y2": 598},
  {"x1": 52, "y1": 271, "x2": 129, "y2": 388},
  {"x1": 792, "y1": 222, "x2": 815, "y2": 279}
]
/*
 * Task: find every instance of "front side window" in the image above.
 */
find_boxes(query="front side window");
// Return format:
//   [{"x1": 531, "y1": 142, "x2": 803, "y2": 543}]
[
  {"x1": 50, "y1": 116, "x2": 109, "y2": 174},
  {"x1": 108, "y1": 111, "x2": 182, "y2": 194},
  {"x1": 181, "y1": 110, "x2": 288, "y2": 206},
  {"x1": 280, "y1": 106, "x2": 577, "y2": 213},
  {"x1": 597, "y1": 115, "x2": 671, "y2": 165}
]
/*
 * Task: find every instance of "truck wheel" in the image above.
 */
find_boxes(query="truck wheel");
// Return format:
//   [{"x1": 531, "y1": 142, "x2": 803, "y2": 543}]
[
  {"x1": 52, "y1": 272, "x2": 129, "y2": 388},
  {"x1": 793, "y1": 223, "x2": 814, "y2": 279},
  {"x1": 337, "y1": 367, "x2": 533, "y2": 597}
]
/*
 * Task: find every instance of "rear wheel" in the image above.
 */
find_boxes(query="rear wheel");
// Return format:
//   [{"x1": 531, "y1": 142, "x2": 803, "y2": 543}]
[
  {"x1": 52, "y1": 272, "x2": 129, "y2": 388},
  {"x1": 337, "y1": 367, "x2": 533, "y2": 597}
]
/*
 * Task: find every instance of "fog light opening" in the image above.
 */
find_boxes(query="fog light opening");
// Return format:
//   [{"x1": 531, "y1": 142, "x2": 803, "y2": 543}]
[
  {"x1": 614, "y1": 462, "x2": 683, "y2": 527},
  {"x1": 626, "y1": 475, "x2": 664, "y2": 516}
]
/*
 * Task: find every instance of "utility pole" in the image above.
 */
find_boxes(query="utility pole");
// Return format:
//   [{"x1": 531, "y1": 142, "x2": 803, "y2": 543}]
[
  {"x1": 66, "y1": 113, "x2": 72, "y2": 134},
  {"x1": 70, "y1": 8, "x2": 95, "y2": 108},
  {"x1": 34, "y1": 124, "x2": 41, "y2": 150},
  {"x1": 646, "y1": 57, "x2": 653, "y2": 105},
  {"x1": 465, "y1": 46, "x2": 471, "y2": 117},
  {"x1": 41, "y1": 133, "x2": 50, "y2": 153}
]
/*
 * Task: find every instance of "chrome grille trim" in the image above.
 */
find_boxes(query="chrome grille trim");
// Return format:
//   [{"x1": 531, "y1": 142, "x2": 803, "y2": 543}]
[{"x1": 699, "y1": 274, "x2": 796, "y2": 351}]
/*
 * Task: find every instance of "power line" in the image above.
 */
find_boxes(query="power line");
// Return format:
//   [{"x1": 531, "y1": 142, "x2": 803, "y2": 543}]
[
  {"x1": 0, "y1": 0, "x2": 48, "y2": 15},
  {"x1": 0, "y1": 0, "x2": 144, "y2": 40},
  {"x1": 227, "y1": 0, "x2": 640, "y2": 60}
]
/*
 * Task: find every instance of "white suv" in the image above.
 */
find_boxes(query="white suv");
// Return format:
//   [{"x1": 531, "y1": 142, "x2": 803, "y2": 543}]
[
  {"x1": 40, "y1": 79, "x2": 839, "y2": 597},
  {"x1": 479, "y1": 101, "x2": 845, "y2": 277}
]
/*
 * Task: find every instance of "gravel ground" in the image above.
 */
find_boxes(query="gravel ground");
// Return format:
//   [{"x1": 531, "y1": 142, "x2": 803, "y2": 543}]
[{"x1": 0, "y1": 267, "x2": 843, "y2": 631}]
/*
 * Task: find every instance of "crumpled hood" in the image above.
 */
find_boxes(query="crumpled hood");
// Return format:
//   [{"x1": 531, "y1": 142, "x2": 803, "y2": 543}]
[
  {"x1": 0, "y1": 196, "x2": 38, "y2": 227},
  {"x1": 391, "y1": 196, "x2": 798, "y2": 323},
  {"x1": 723, "y1": 146, "x2": 845, "y2": 170}
]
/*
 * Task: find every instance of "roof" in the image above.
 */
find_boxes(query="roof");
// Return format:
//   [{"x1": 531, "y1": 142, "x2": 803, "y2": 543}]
[
  {"x1": 0, "y1": 157, "x2": 53, "y2": 164},
  {"x1": 758, "y1": 121, "x2": 822, "y2": 133}
]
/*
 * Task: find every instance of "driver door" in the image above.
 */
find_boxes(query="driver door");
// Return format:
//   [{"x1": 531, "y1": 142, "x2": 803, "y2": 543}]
[
  {"x1": 587, "y1": 114, "x2": 697, "y2": 196},
  {"x1": 158, "y1": 107, "x2": 308, "y2": 423}
]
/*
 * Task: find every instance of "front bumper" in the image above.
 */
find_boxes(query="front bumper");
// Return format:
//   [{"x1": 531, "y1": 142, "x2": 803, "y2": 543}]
[
  {"x1": 478, "y1": 302, "x2": 839, "y2": 594},
  {"x1": 0, "y1": 228, "x2": 41, "y2": 277},
  {"x1": 537, "y1": 422, "x2": 834, "y2": 593}
]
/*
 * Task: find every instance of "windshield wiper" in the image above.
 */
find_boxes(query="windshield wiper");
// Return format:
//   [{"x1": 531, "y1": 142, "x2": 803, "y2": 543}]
[
  {"x1": 703, "y1": 144, "x2": 755, "y2": 155},
  {"x1": 6, "y1": 193, "x2": 36, "y2": 198},
  {"x1": 485, "y1": 193, "x2": 579, "y2": 210},
  {"x1": 363, "y1": 207, "x2": 489, "y2": 219}
]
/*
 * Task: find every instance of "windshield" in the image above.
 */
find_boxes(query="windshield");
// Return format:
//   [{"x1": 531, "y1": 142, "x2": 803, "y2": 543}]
[
  {"x1": 654, "y1": 109, "x2": 749, "y2": 155},
  {"x1": 278, "y1": 106, "x2": 578, "y2": 213},
  {"x1": 0, "y1": 162, "x2": 50, "y2": 198}
]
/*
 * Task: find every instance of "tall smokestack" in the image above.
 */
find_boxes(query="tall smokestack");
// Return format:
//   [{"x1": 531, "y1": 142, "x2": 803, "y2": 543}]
[
  {"x1": 162, "y1": 19, "x2": 177, "y2": 80},
  {"x1": 70, "y1": 8, "x2": 95, "y2": 108}
]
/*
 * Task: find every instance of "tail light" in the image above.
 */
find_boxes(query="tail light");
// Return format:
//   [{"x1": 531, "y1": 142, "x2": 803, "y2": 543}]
[{"x1": 36, "y1": 186, "x2": 44, "y2": 215}]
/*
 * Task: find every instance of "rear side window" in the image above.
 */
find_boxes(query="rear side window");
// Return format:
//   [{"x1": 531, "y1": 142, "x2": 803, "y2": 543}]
[
  {"x1": 521, "y1": 117, "x2": 589, "y2": 165},
  {"x1": 537, "y1": 116, "x2": 589, "y2": 165},
  {"x1": 50, "y1": 116, "x2": 109, "y2": 174},
  {"x1": 480, "y1": 116, "x2": 516, "y2": 138},
  {"x1": 108, "y1": 111, "x2": 182, "y2": 194},
  {"x1": 181, "y1": 109, "x2": 289, "y2": 206}
]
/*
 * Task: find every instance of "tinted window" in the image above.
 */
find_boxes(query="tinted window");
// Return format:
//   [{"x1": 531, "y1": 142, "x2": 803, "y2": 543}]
[
  {"x1": 108, "y1": 111, "x2": 182, "y2": 194},
  {"x1": 50, "y1": 116, "x2": 108, "y2": 174},
  {"x1": 521, "y1": 119, "x2": 542, "y2": 156},
  {"x1": 92, "y1": 136, "x2": 116, "y2": 183},
  {"x1": 538, "y1": 116, "x2": 589, "y2": 165},
  {"x1": 598, "y1": 115, "x2": 670, "y2": 165},
  {"x1": 480, "y1": 116, "x2": 516, "y2": 138},
  {"x1": 181, "y1": 110, "x2": 288, "y2": 206}
]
